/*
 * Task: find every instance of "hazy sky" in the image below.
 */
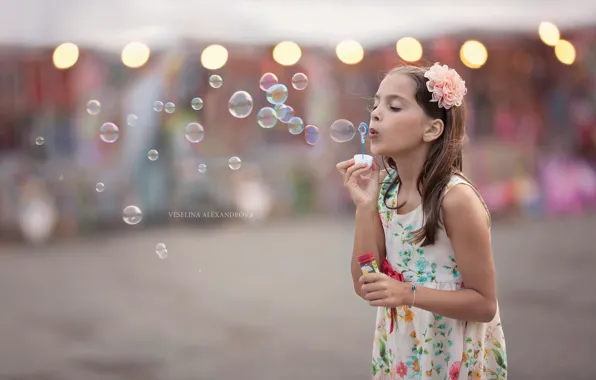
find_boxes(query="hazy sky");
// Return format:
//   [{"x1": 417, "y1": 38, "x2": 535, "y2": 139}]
[{"x1": 1, "y1": 0, "x2": 595, "y2": 50}]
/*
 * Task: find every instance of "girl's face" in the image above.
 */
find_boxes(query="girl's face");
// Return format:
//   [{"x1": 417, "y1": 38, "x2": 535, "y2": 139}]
[{"x1": 369, "y1": 73, "x2": 430, "y2": 157}]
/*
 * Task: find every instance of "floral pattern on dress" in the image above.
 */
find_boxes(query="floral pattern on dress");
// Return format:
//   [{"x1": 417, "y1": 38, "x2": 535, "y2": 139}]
[{"x1": 372, "y1": 172, "x2": 507, "y2": 379}]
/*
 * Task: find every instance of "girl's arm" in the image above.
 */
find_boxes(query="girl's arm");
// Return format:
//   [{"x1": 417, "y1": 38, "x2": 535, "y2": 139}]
[
  {"x1": 406, "y1": 184, "x2": 497, "y2": 322},
  {"x1": 351, "y1": 205, "x2": 386, "y2": 298},
  {"x1": 360, "y1": 184, "x2": 497, "y2": 322}
]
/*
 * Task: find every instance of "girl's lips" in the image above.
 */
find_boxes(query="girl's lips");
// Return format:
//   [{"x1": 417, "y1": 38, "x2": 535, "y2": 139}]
[{"x1": 369, "y1": 127, "x2": 379, "y2": 138}]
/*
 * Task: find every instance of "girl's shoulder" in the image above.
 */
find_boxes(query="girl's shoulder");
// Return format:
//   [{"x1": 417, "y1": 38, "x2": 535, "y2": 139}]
[{"x1": 444, "y1": 173, "x2": 491, "y2": 226}]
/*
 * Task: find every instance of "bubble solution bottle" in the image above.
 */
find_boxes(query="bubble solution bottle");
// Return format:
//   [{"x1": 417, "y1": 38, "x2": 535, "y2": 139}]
[{"x1": 357, "y1": 252, "x2": 379, "y2": 274}]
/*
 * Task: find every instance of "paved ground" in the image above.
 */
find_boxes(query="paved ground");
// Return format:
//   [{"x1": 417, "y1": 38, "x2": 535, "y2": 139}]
[{"x1": 0, "y1": 215, "x2": 595, "y2": 380}]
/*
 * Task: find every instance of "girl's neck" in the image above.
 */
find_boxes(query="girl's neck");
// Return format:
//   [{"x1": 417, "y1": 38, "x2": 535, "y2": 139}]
[{"x1": 391, "y1": 148, "x2": 428, "y2": 193}]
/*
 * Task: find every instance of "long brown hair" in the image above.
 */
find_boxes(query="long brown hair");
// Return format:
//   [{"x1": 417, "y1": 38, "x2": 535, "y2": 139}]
[{"x1": 381, "y1": 64, "x2": 475, "y2": 246}]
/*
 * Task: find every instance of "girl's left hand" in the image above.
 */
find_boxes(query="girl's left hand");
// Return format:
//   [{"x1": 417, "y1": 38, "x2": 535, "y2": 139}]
[{"x1": 359, "y1": 273, "x2": 412, "y2": 307}]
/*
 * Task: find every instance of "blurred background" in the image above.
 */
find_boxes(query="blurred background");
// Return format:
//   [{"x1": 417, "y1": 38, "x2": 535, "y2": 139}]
[{"x1": 0, "y1": 0, "x2": 595, "y2": 379}]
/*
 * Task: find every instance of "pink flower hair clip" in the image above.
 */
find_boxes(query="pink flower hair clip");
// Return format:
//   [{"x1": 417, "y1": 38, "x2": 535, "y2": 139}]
[{"x1": 423, "y1": 63, "x2": 467, "y2": 110}]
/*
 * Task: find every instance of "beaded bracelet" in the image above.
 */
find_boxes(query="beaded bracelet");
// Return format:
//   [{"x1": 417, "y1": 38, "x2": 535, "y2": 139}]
[{"x1": 410, "y1": 284, "x2": 417, "y2": 308}]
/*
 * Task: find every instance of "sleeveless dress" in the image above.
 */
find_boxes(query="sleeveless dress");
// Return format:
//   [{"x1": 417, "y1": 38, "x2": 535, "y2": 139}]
[{"x1": 371, "y1": 172, "x2": 508, "y2": 380}]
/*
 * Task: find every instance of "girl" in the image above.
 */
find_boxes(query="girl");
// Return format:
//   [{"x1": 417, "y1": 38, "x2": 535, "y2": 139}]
[{"x1": 337, "y1": 63, "x2": 507, "y2": 379}]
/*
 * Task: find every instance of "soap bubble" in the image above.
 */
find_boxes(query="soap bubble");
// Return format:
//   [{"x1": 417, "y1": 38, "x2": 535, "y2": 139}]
[
  {"x1": 95, "y1": 182, "x2": 105, "y2": 192},
  {"x1": 259, "y1": 73, "x2": 278, "y2": 91},
  {"x1": 35, "y1": 137, "x2": 44, "y2": 146},
  {"x1": 184, "y1": 122, "x2": 205, "y2": 143},
  {"x1": 329, "y1": 119, "x2": 355, "y2": 143},
  {"x1": 122, "y1": 205, "x2": 143, "y2": 225},
  {"x1": 275, "y1": 104, "x2": 294, "y2": 122},
  {"x1": 228, "y1": 91, "x2": 253, "y2": 118},
  {"x1": 99, "y1": 122, "x2": 119, "y2": 143},
  {"x1": 288, "y1": 117, "x2": 304, "y2": 135},
  {"x1": 153, "y1": 101, "x2": 164, "y2": 112},
  {"x1": 305, "y1": 125, "x2": 320, "y2": 145},
  {"x1": 266, "y1": 84, "x2": 288, "y2": 105},
  {"x1": 164, "y1": 102, "x2": 176, "y2": 113},
  {"x1": 191, "y1": 97, "x2": 204, "y2": 111},
  {"x1": 86, "y1": 100, "x2": 101, "y2": 115},
  {"x1": 198, "y1": 164, "x2": 207, "y2": 173},
  {"x1": 127, "y1": 114, "x2": 138, "y2": 126},
  {"x1": 291, "y1": 73, "x2": 308, "y2": 90},
  {"x1": 148, "y1": 149, "x2": 159, "y2": 161},
  {"x1": 209, "y1": 74, "x2": 223, "y2": 88},
  {"x1": 156, "y1": 243, "x2": 168, "y2": 259},
  {"x1": 358, "y1": 122, "x2": 368, "y2": 136},
  {"x1": 228, "y1": 156, "x2": 242, "y2": 170},
  {"x1": 257, "y1": 107, "x2": 277, "y2": 128}
]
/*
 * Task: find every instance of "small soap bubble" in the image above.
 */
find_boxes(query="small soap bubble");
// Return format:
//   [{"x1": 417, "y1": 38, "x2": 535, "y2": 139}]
[
  {"x1": 329, "y1": 119, "x2": 356, "y2": 143},
  {"x1": 288, "y1": 116, "x2": 304, "y2": 135},
  {"x1": 209, "y1": 74, "x2": 223, "y2": 88},
  {"x1": 259, "y1": 73, "x2": 278, "y2": 91},
  {"x1": 228, "y1": 156, "x2": 242, "y2": 170},
  {"x1": 96, "y1": 182, "x2": 105, "y2": 192},
  {"x1": 266, "y1": 84, "x2": 288, "y2": 105},
  {"x1": 305, "y1": 125, "x2": 320, "y2": 145},
  {"x1": 198, "y1": 164, "x2": 207, "y2": 173},
  {"x1": 184, "y1": 122, "x2": 205, "y2": 143},
  {"x1": 257, "y1": 107, "x2": 277, "y2": 128},
  {"x1": 156, "y1": 243, "x2": 168, "y2": 259},
  {"x1": 148, "y1": 149, "x2": 159, "y2": 161},
  {"x1": 122, "y1": 205, "x2": 143, "y2": 225},
  {"x1": 275, "y1": 104, "x2": 295, "y2": 122},
  {"x1": 86, "y1": 100, "x2": 101, "y2": 115},
  {"x1": 358, "y1": 122, "x2": 368, "y2": 136},
  {"x1": 99, "y1": 122, "x2": 119, "y2": 143},
  {"x1": 291, "y1": 73, "x2": 308, "y2": 90},
  {"x1": 228, "y1": 91, "x2": 254, "y2": 118},
  {"x1": 164, "y1": 102, "x2": 176, "y2": 113},
  {"x1": 153, "y1": 101, "x2": 164, "y2": 112},
  {"x1": 191, "y1": 97, "x2": 204, "y2": 111},
  {"x1": 127, "y1": 114, "x2": 138, "y2": 126},
  {"x1": 35, "y1": 136, "x2": 44, "y2": 146}
]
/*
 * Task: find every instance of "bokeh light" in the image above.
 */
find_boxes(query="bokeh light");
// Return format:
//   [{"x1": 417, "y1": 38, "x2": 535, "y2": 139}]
[
  {"x1": 121, "y1": 42, "x2": 150, "y2": 68},
  {"x1": 460, "y1": 40, "x2": 488, "y2": 69},
  {"x1": 539, "y1": 22, "x2": 560, "y2": 46},
  {"x1": 201, "y1": 44, "x2": 228, "y2": 70},
  {"x1": 336, "y1": 40, "x2": 364, "y2": 65},
  {"x1": 273, "y1": 41, "x2": 301, "y2": 66},
  {"x1": 52, "y1": 43, "x2": 79, "y2": 69},
  {"x1": 396, "y1": 37, "x2": 423, "y2": 62},
  {"x1": 554, "y1": 39, "x2": 576, "y2": 65}
]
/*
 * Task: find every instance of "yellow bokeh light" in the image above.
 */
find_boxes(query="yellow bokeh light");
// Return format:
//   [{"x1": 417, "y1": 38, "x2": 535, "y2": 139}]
[
  {"x1": 460, "y1": 40, "x2": 488, "y2": 68},
  {"x1": 121, "y1": 42, "x2": 150, "y2": 69},
  {"x1": 336, "y1": 40, "x2": 364, "y2": 65},
  {"x1": 554, "y1": 39, "x2": 576, "y2": 65},
  {"x1": 396, "y1": 37, "x2": 423, "y2": 62},
  {"x1": 272, "y1": 41, "x2": 302, "y2": 66},
  {"x1": 52, "y1": 42, "x2": 79, "y2": 69},
  {"x1": 201, "y1": 44, "x2": 228, "y2": 70},
  {"x1": 538, "y1": 22, "x2": 560, "y2": 46}
]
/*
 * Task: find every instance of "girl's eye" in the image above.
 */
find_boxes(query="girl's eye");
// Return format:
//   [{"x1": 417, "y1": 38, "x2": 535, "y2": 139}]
[{"x1": 389, "y1": 106, "x2": 402, "y2": 111}]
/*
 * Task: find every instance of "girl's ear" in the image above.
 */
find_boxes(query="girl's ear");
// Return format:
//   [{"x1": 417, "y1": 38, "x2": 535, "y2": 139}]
[{"x1": 423, "y1": 119, "x2": 444, "y2": 143}]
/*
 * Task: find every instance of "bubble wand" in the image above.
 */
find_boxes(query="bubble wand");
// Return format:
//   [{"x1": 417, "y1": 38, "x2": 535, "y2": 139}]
[
  {"x1": 358, "y1": 122, "x2": 368, "y2": 158},
  {"x1": 353, "y1": 122, "x2": 373, "y2": 168}
]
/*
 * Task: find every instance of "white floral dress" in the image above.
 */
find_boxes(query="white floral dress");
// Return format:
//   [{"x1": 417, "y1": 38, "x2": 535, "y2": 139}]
[{"x1": 372, "y1": 172, "x2": 508, "y2": 380}]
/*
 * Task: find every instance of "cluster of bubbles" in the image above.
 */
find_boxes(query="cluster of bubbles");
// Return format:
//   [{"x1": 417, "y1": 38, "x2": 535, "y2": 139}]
[{"x1": 39, "y1": 71, "x2": 370, "y2": 259}]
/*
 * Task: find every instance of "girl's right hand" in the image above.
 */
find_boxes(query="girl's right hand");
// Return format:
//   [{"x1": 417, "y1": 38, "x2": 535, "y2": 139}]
[{"x1": 336, "y1": 158, "x2": 382, "y2": 209}]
